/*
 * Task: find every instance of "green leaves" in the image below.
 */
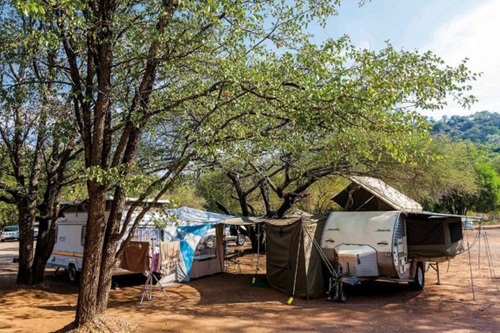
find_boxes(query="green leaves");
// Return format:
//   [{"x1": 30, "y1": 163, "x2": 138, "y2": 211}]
[
  {"x1": 14, "y1": 0, "x2": 45, "y2": 17},
  {"x1": 2, "y1": 0, "x2": 481, "y2": 214}
]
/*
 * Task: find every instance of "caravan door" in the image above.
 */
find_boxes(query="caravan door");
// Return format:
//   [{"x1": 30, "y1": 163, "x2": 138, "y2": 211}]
[{"x1": 393, "y1": 214, "x2": 410, "y2": 278}]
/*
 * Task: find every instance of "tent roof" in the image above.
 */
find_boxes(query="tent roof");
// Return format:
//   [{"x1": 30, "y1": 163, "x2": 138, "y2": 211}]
[
  {"x1": 173, "y1": 207, "x2": 234, "y2": 224},
  {"x1": 172, "y1": 207, "x2": 266, "y2": 226},
  {"x1": 221, "y1": 216, "x2": 267, "y2": 226},
  {"x1": 333, "y1": 176, "x2": 423, "y2": 212}
]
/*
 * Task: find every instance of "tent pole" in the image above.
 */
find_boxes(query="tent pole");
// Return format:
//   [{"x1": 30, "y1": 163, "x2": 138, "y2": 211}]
[
  {"x1": 252, "y1": 224, "x2": 261, "y2": 284},
  {"x1": 467, "y1": 241, "x2": 476, "y2": 301},
  {"x1": 483, "y1": 231, "x2": 499, "y2": 291},
  {"x1": 301, "y1": 220, "x2": 345, "y2": 302},
  {"x1": 288, "y1": 219, "x2": 303, "y2": 305}
]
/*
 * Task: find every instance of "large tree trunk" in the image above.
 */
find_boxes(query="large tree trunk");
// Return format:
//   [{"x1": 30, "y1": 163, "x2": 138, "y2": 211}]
[
  {"x1": 71, "y1": 0, "x2": 176, "y2": 325},
  {"x1": 226, "y1": 171, "x2": 251, "y2": 217},
  {"x1": 32, "y1": 154, "x2": 69, "y2": 284},
  {"x1": 74, "y1": 0, "x2": 115, "y2": 324},
  {"x1": 16, "y1": 197, "x2": 37, "y2": 285},
  {"x1": 276, "y1": 193, "x2": 295, "y2": 218},
  {"x1": 75, "y1": 186, "x2": 108, "y2": 326},
  {"x1": 95, "y1": 189, "x2": 128, "y2": 314},
  {"x1": 32, "y1": 217, "x2": 57, "y2": 284},
  {"x1": 260, "y1": 182, "x2": 274, "y2": 217}
]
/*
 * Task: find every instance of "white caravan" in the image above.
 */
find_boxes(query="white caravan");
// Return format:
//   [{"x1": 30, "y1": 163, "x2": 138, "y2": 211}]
[{"x1": 46, "y1": 199, "x2": 166, "y2": 282}]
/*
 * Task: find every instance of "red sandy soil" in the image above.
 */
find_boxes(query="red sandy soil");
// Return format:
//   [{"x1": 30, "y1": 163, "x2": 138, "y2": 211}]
[{"x1": 0, "y1": 228, "x2": 499, "y2": 332}]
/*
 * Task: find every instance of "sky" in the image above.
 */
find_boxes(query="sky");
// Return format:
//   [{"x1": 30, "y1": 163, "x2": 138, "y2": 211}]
[{"x1": 311, "y1": 0, "x2": 500, "y2": 120}]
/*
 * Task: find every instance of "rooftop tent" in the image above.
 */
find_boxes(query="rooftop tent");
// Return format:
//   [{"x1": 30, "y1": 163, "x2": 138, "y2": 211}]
[
  {"x1": 265, "y1": 215, "x2": 328, "y2": 299},
  {"x1": 332, "y1": 176, "x2": 423, "y2": 212}
]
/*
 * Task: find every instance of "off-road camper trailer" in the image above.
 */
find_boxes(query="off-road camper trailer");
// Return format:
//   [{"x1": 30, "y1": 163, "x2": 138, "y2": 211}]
[
  {"x1": 321, "y1": 211, "x2": 464, "y2": 291},
  {"x1": 322, "y1": 176, "x2": 465, "y2": 300}
]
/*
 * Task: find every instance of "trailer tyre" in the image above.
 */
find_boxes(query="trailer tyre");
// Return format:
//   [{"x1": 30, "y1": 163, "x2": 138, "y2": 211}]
[
  {"x1": 236, "y1": 234, "x2": 246, "y2": 246},
  {"x1": 205, "y1": 235, "x2": 216, "y2": 248},
  {"x1": 68, "y1": 264, "x2": 79, "y2": 284},
  {"x1": 409, "y1": 263, "x2": 425, "y2": 290}
]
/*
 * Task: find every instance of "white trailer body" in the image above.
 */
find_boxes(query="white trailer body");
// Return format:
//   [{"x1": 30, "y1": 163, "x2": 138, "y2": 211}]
[
  {"x1": 46, "y1": 210, "x2": 155, "y2": 281},
  {"x1": 321, "y1": 211, "x2": 464, "y2": 287},
  {"x1": 47, "y1": 211, "x2": 111, "y2": 281}
]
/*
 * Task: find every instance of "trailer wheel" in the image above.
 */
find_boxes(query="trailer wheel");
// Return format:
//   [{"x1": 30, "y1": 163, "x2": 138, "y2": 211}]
[
  {"x1": 68, "y1": 264, "x2": 79, "y2": 284},
  {"x1": 409, "y1": 263, "x2": 425, "y2": 290},
  {"x1": 205, "y1": 235, "x2": 216, "y2": 248},
  {"x1": 236, "y1": 234, "x2": 246, "y2": 246}
]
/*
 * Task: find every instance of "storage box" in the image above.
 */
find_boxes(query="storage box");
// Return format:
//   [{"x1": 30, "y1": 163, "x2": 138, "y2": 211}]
[{"x1": 335, "y1": 244, "x2": 379, "y2": 277}]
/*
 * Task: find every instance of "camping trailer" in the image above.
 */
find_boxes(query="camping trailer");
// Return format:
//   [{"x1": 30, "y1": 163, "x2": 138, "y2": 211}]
[
  {"x1": 46, "y1": 210, "x2": 153, "y2": 282},
  {"x1": 321, "y1": 211, "x2": 464, "y2": 291},
  {"x1": 46, "y1": 199, "x2": 168, "y2": 282},
  {"x1": 46, "y1": 204, "x2": 249, "y2": 283}
]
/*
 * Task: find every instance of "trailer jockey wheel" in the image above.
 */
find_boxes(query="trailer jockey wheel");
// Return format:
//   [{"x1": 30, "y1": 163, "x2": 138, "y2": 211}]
[{"x1": 333, "y1": 280, "x2": 346, "y2": 302}]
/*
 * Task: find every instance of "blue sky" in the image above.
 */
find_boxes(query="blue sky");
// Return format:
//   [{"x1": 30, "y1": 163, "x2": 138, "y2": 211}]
[{"x1": 311, "y1": 0, "x2": 500, "y2": 120}]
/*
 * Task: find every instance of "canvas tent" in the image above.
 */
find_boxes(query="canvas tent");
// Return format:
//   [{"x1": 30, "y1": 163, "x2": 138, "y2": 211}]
[
  {"x1": 139, "y1": 207, "x2": 328, "y2": 298},
  {"x1": 134, "y1": 207, "x2": 234, "y2": 282},
  {"x1": 142, "y1": 207, "x2": 328, "y2": 297},
  {"x1": 133, "y1": 207, "x2": 264, "y2": 283},
  {"x1": 265, "y1": 215, "x2": 328, "y2": 299}
]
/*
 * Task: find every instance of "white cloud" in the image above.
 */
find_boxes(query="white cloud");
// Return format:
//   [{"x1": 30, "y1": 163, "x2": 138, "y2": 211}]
[{"x1": 423, "y1": 0, "x2": 500, "y2": 117}]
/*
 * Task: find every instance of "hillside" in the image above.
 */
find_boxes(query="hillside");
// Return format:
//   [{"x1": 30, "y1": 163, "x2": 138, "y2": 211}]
[{"x1": 429, "y1": 111, "x2": 500, "y2": 153}]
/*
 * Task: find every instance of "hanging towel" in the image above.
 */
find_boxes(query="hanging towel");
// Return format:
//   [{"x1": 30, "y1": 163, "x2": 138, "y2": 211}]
[
  {"x1": 159, "y1": 241, "x2": 180, "y2": 275},
  {"x1": 120, "y1": 241, "x2": 151, "y2": 273}
]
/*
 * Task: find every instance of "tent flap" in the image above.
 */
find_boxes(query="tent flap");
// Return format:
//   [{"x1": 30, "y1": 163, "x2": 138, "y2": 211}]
[{"x1": 265, "y1": 215, "x2": 328, "y2": 299}]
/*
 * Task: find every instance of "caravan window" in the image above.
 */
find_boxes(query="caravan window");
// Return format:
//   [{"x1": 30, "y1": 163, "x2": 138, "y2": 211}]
[
  {"x1": 449, "y1": 222, "x2": 462, "y2": 243},
  {"x1": 81, "y1": 226, "x2": 86, "y2": 246},
  {"x1": 407, "y1": 219, "x2": 445, "y2": 245}
]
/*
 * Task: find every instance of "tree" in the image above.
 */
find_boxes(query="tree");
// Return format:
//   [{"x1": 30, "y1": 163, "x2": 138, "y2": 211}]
[
  {"x1": 6, "y1": 0, "x2": 347, "y2": 326},
  {"x1": 4, "y1": 0, "x2": 478, "y2": 327},
  {"x1": 385, "y1": 137, "x2": 500, "y2": 215},
  {"x1": 196, "y1": 170, "x2": 243, "y2": 214},
  {"x1": 473, "y1": 163, "x2": 500, "y2": 213},
  {"x1": 0, "y1": 6, "x2": 81, "y2": 284}
]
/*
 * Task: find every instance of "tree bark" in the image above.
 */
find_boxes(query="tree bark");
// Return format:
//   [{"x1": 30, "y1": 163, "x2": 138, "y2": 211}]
[
  {"x1": 75, "y1": 0, "x2": 115, "y2": 324},
  {"x1": 76, "y1": 186, "x2": 108, "y2": 326},
  {"x1": 16, "y1": 197, "x2": 36, "y2": 285},
  {"x1": 96, "y1": 187, "x2": 128, "y2": 314},
  {"x1": 32, "y1": 217, "x2": 57, "y2": 284},
  {"x1": 260, "y1": 182, "x2": 274, "y2": 217},
  {"x1": 226, "y1": 171, "x2": 250, "y2": 216}
]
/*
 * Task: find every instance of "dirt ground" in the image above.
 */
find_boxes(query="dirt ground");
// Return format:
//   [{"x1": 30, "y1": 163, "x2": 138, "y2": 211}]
[{"x1": 1, "y1": 228, "x2": 499, "y2": 333}]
